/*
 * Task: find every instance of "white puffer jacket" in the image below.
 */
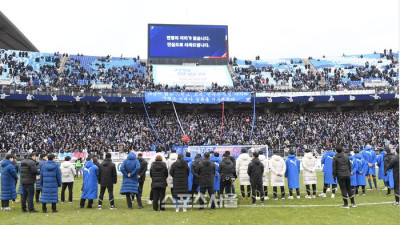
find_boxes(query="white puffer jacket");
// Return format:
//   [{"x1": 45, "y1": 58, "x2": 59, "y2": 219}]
[
  {"x1": 258, "y1": 154, "x2": 269, "y2": 186},
  {"x1": 167, "y1": 153, "x2": 178, "y2": 188},
  {"x1": 302, "y1": 152, "x2": 317, "y2": 185},
  {"x1": 236, "y1": 153, "x2": 251, "y2": 185},
  {"x1": 269, "y1": 155, "x2": 286, "y2": 187},
  {"x1": 61, "y1": 161, "x2": 76, "y2": 183}
]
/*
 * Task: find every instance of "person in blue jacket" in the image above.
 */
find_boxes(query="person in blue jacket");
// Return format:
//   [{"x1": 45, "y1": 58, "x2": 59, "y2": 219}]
[
  {"x1": 376, "y1": 148, "x2": 387, "y2": 189},
  {"x1": 285, "y1": 150, "x2": 300, "y2": 199},
  {"x1": 211, "y1": 153, "x2": 221, "y2": 198},
  {"x1": 354, "y1": 149, "x2": 367, "y2": 195},
  {"x1": 35, "y1": 154, "x2": 47, "y2": 203},
  {"x1": 319, "y1": 148, "x2": 337, "y2": 198},
  {"x1": 39, "y1": 154, "x2": 61, "y2": 213},
  {"x1": 348, "y1": 153, "x2": 358, "y2": 194},
  {"x1": 120, "y1": 152, "x2": 141, "y2": 209},
  {"x1": 80, "y1": 156, "x2": 98, "y2": 208},
  {"x1": 361, "y1": 145, "x2": 377, "y2": 190},
  {"x1": 1, "y1": 154, "x2": 18, "y2": 211},
  {"x1": 184, "y1": 152, "x2": 193, "y2": 193}
]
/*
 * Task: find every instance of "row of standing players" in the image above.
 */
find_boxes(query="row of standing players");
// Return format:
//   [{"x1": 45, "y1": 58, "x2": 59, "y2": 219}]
[{"x1": 1, "y1": 145, "x2": 399, "y2": 212}]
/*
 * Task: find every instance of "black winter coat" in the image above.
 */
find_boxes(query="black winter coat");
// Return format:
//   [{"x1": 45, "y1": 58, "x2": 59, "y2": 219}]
[
  {"x1": 247, "y1": 158, "x2": 264, "y2": 185},
  {"x1": 332, "y1": 152, "x2": 351, "y2": 179},
  {"x1": 191, "y1": 157, "x2": 202, "y2": 185},
  {"x1": 385, "y1": 154, "x2": 399, "y2": 186},
  {"x1": 150, "y1": 161, "x2": 168, "y2": 189},
  {"x1": 20, "y1": 158, "x2": 39, "y2": 185},
  {"x1": 98, "y1": 158, "x2": 117, "y2": 186},
  {"x1": 195, "y1": 159, "x2": 215, "y2": 188},
  {"x1": 170, "y1": 160, "x2": 189, "y2": 196},
  {"x1": 384, "y1": 153, "x2": 396, "y2": 174},
  {"x1": 138, "y1": 158, "x2": 148, "y2": 183},
  {"x1": 218, "y1": 158, "x2": 235, "y2": 180}
]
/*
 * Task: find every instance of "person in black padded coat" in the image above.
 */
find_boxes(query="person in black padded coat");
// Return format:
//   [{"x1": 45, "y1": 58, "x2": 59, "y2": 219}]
[
  {"x1": 150, "y1": 155, "x2": 168, "y2": 211},
  {"x1": 195, "y1": 152, "x2": 216, "y2": 210},
  {"x1": 97, "y1": 153, "x2": 117, "y2": 210},
  {"x1": 169, "y1": 154, "x2": 189, "y2": 212},
  {"x1": 137, "y1": 153, "x2": 148, "y2": 199}
]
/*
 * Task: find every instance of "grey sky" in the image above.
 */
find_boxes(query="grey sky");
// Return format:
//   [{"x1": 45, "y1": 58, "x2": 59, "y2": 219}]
[{"x1": 1, "y1": 0, "x2": 398, "y2": 59}]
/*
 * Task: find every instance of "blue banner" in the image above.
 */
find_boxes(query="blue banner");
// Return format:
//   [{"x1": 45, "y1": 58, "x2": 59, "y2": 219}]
[
  {"x1": 145, "y1": 92, "x2": 252, "y2": 104},
  {"x1": 0, "y1": 93, "x2": 142, "y2": 103},
  {"x1": 0, "y1": 92, "x2": 397, "y2": 104},
  {"x1": 255, "y1": 93, "x2": 397, "y2": 103}
]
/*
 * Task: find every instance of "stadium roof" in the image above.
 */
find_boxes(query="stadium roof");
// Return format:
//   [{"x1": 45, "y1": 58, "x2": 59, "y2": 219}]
[{"x1": 0, "y1": 11, "x2": 38, "y2": 52}]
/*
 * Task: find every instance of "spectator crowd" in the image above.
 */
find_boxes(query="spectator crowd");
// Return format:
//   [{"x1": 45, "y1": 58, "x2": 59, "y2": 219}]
[{"x1": 0, "y1": 108, "x2": 397, "y2": 156}]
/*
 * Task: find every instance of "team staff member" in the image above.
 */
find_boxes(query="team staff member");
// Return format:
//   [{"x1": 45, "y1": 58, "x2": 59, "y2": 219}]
[
  {"x1": 20, "y1": 153, "x2": 40, "y2": 213},
  {"x1": 1, "y1": 154, "x2": 18, "y2": 211},
  {"x1": 40, "y1": 154, "x2": 62, "y2": 213},
  {"x1": 332, "y1": 146, "x2": 356, "y2": 209},
  {"x1": 98, "y1": 153, "x2": 117, "y2": 210},
  {"x1": 385, "y1": 148, "x2": 399, "y2": 206}
]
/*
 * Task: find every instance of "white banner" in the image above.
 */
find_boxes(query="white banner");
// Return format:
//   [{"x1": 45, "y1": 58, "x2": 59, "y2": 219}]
[{"x1": 153, "y1": 65, "x2": 233, "y2": 88}]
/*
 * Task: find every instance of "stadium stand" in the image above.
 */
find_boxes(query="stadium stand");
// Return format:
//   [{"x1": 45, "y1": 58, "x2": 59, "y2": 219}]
[
  {"x1": 1, "y1": 48, "x2": 398, "y2": 95},
  {"x1": 0, "y1": 108, "x2": 397, "y2": 155}
]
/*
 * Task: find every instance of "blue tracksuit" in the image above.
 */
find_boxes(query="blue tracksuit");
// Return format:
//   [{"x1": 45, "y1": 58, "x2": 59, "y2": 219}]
[
  {"x1": 354, "y1": 153, "x2": 367, "y2": 186},
  {"x1": 285, "y1": 154, "x2": 300, "y2": 189},
  {"x1": 349, "y1": 156, "x2": 358, "y2": 186},
  {"x1": 81, "y1": 161, "x2": 98, "y2": 199},
  {"x1": 361, "y1": 146, "x2": 377, "y2": 176},
  {"x1": 321, "y1": 150, "x2": 337, "y2": 184},
  {"x1": 211, "y1": 156, "x2": 221, "y2": 192},
  {"x1": 184, "y1": 157, "x2": 193, "y2": 191},
  {"x1": 376, "y1": 151, "x2": 386, "y2": 180}
]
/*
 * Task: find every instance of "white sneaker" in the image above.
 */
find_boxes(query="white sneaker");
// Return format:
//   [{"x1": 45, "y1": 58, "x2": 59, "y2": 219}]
[
  {"x1": 176, "y1": 208, "x2": 179, "y2": 212},
  {"x1": 97, "y1": 205, "x2": 102, "y2": 210},
  {"x1": 183, "y1": 208, "x2": 187, "y2": 212},
  {"x1": 109, "y1": 205, "x2": 117, "y2": 210},
  {"x1": 331, "y1": 194, "x2": 335, "y2": 198},
  {"x1": 288, "y1": 196, "x2": 294, "y2": 199},
  {"x1": 318, "y1": 193, "x2": 327, "y2": 197},
  {"x1": 312, "y1": 195, "x2": 316, "y2": 198},
  {"x1": 305, "y1": 195, "x2": 312, "y2": 199},
  {"x1": 147, "y1": 200, "x2": 153, "y2": 205},
  {"x1": 327, "y1": 188, "x2": 331, "y2": 192},
  {"x1": 297, "y1": 196, "x2": 300, "y2": 199},
  {"x1": 265, "y1": 196, "x2": 269, "y2": 200},
  {"x1": 3, "y1": 207, "x2": 12, "y2": 211}
]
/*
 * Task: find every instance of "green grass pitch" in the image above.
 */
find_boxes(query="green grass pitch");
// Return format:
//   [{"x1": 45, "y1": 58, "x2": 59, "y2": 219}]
[{"x1": 1, "y1": 171, "x2": 398, "y2": 225}]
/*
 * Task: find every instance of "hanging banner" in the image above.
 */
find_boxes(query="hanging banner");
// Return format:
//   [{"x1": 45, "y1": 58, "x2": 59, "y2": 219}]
[{"x1": 145, "y1": 91, "x2": 251, "y2": 104}]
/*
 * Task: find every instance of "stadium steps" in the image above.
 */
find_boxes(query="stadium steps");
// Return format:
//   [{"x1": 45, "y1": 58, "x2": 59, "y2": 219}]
[
  {"x1": 227, "y1": 64, "x2": 238, "y2": 83},
  {"x1": 58, "y1": 56, "x2": 68, "y2": 74},
  {"x1": 302, "y1": 58, "x2": 326, "y2": 85}
]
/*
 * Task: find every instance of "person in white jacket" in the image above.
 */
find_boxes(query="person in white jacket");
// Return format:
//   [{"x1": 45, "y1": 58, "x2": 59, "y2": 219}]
[
  {"x1": 166, "y1": 150, "x2": 178, "y2": 193},
  {"x1": 236, "y1": 149, "x2": 251, "y2": 199},
  {"x1": 258, "y1": 151, "x2": 269, "y2": 200},
  {"x1": 147, "y1": 149, "x2": 167, "y2": 204},
  {"x1": 269, "y1": 154, "x2": 286, "y2": 200},
  {"x1": 302, "y1": 149, "x2": 317, "y2": 198},
  {"x1": 60, "y1": 156, "x2": 76, "y2": 203}
]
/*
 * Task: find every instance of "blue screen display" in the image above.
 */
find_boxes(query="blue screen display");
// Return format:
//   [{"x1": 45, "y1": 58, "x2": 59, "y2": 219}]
[{"x1": 148, "y1": 24, "x2": 228, "y2": 59}]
